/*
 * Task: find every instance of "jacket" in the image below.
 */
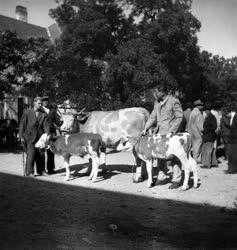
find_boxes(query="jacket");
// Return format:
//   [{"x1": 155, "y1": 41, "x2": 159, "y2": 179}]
[
  {"x1": 202, "y1": 113, "x2": 217, "y2": 142},
  {"x1": 187, "y1": 107, "x2": 204, "y2": 139},
  {"x1": 19, "y1": 108, "x2": 50, "y2": 143},
  {"x1": 146, "y1": 95, "x2": 183, "y2": 135}
]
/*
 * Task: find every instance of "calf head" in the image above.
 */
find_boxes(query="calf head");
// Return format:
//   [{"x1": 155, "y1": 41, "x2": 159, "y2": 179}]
[{"x1": 60, "y1": 114, "x2": 78, "y2": 133}]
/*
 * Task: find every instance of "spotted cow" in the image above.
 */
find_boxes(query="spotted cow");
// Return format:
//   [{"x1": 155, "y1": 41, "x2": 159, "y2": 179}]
[
  {"x1": 60, "y1": 107, "x2": 150, "y2": 164},
  {"x1": 35, "y1": 133, "x2": 106, "y2": 182},
  {"x1": 117, "y1": 133, "x2": 198, "y2": 190}
]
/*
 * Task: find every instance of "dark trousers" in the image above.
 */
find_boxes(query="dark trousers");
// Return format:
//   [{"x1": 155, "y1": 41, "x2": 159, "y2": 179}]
[
  {"x1": 229, "y1": 143, "x2": 237, "y2": 172},
  {"x1": 222, "y1": 136, "x2": 231, "y2": 159},
  {"x1": 26, "y1": 142, "x2": 45, "y2": 176},
  {"x1": 46, "y1": 149, "x2": 55, "y2": 173},
  {"x1": 201, "y1": 142, "x2": 218, "y2": 168}
]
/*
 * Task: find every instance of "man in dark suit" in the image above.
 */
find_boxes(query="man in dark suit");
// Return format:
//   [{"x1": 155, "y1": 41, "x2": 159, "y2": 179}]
[
  {"x1": 19, "y1": 97, "x2": 50, "y2": 177},
  {"x1": 42, "y1": 96, "x2": 62, "y2": 174}
]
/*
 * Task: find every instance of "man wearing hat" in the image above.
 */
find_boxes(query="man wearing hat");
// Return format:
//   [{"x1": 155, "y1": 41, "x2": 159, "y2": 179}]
[
  {"x1": 19, "y1": 97, "x2": 50, "y2": 176},
  {"x1": 187, "y1": 99, "x2": 205, "y2": 164},
  {"x1": 42, "y1": 95, "x2": 62, "y2": 174}
]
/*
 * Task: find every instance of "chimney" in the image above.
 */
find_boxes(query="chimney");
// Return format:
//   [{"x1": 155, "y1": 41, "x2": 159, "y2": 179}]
[{"x1": 15, "y1": 5, "x2": 28, "y2": 22}]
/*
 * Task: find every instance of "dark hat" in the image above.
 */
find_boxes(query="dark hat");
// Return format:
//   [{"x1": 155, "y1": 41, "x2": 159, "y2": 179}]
[
  {"x1": 42, "y1": 96, "x2": 49, "y2": 101},
  {"x1": 193, "y1": 99, "x2": 204, "y2": 107}
]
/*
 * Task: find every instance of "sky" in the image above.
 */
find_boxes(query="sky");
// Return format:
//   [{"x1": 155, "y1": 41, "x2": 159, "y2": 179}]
[{"x1": 0, "y1": 0, "x2": 237, "y2": 58}]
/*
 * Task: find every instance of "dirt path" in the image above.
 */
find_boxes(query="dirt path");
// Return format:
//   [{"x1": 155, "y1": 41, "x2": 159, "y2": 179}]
[{"x1": 0, "y1": 151, "x2": 237, "y2": 249}]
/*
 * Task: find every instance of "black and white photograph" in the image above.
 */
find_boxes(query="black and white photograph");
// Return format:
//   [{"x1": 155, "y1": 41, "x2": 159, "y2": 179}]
[{"x1": 0, "y1": 0, "x2": 237, "y2": 249}]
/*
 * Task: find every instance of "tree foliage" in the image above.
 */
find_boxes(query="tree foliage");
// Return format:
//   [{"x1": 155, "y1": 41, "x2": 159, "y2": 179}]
[
  {"x1": 0, "y1": 31, "x2": 55, "y2": 100},
  {"x1": 49, "y1": 0, "x2": 209, "y2": 109}
]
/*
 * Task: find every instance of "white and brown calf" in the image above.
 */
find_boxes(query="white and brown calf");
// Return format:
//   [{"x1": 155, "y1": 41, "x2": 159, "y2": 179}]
[
  {"x1": 35, "y1": 133, "x2": 106, "y2": 182},
  {"x1": 117, "y1": 133, "x2": 198, "y2": 190}
]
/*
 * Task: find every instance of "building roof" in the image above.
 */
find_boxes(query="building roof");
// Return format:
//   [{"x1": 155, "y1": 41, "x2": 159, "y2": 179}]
[{"x1": 0, "y1": 14, "x2": 49, "y2": 40}]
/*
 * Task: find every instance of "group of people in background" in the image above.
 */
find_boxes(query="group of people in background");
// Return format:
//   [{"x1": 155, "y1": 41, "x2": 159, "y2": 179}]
[
  {"x1": 142, "y1": 86, "x2": 237, "y2": 189},
  {"x1": 19, "y1": 96, "x2": 62, "y2": 177}
]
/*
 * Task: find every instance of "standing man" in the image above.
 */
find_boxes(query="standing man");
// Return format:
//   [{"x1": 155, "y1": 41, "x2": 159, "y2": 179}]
[
  {"x1": 42, "y1": 96, "x2": 62, "y2": 174},
  {"x1": 19, "y1": 97, "x2": 50, "y2": 177},
  {"x1": 142, "y1": 86, "x2": 183, "y2": 189},
  {"x1": 201, "y1": 104, "x2": 218, "y2": 168},
  {"x1": 187, "y1": 99, "x2": 204, "y2": 164},
  {"x1": 220, "y1": 106, "x2": 231, "y2": 160}
]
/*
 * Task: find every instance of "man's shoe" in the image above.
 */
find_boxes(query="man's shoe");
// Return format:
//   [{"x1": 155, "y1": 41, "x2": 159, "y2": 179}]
[
  {"x1": 38, "y1": 171, "x2": 48, "y2": 176},
  {"x1": 168, "y1": 182, "x2": 182, "y2": 189}
]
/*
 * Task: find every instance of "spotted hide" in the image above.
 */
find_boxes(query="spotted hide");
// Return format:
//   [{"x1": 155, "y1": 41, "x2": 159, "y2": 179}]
[
  {"x1": 35, "y1": 133, "x2": 105, "y2": 182},
  {"x1": 117, "y1": 133, "x2": 198, "y2": 190},
  {"x1": 60, "y1": 107, "x2": 150, "y2": 169}
]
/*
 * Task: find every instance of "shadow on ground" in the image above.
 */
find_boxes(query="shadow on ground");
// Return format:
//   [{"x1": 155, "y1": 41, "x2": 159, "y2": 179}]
[{"x1": 0, "y1": 172, "x2": 237, "y2": 249}]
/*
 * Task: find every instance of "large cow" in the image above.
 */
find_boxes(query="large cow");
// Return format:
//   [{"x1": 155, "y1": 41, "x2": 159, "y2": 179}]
[
  {"x1": 60, "y1": 108, "x2": 150, "y2": 170},
  {"x1": 60, "y1": 108, "x2": 150, "y2": 146},
  {"x1": 35, "y1": 133, "x2": 106, "y2": 181},
  {"x1": 117, "y1": 132, "x2": 198, "y2": 190}
]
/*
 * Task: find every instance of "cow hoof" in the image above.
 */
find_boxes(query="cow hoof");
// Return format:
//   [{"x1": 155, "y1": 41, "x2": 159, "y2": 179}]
[
  {"x1": 64, "y1": 177, "x2": 72, "y2": 181},
  {"x1": 182, "y1": 185, "x2": 189, "y2": 191},
  {"x1": 133, "y1": 176, "x2": 143, "y2": 183},
  {"x1": 92, "y1": 178, "x2": 97, "y2": 182},
  {"x1": 88, "y1": 176, "x2": 93, "y2": 180},
  {"x1": 147, "y1": 182, "x2": 153, "y2": 188},
  {"x1": 193, "y1": 184, "x2": 198, "y2": 189}
]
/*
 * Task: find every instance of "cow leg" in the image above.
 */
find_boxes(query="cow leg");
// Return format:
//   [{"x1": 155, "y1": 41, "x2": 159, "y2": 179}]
[
  {"x1": 133, "y1": 148, "x2": 143, "y2": 183},
  {"x1": 88, "y1": 157, "x2": 94, "y2": 180},
  {"x1": 189, "y1": 154, "x2": 198, "y2": 188},
  {"x1": 63, "y1": 158, "x2": 71, "y2": 181},
  {"x1": 177, "y1": 155, "x2": 190, "y2": 190},
  {"x1": 145, "y1": 160, "x2": 153, "y2": 188},
  {"x1": 91, "y1": 154, "x2": 100, "y2": 182}
]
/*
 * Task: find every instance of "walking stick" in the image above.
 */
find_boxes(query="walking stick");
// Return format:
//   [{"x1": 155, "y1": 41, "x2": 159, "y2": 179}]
[{"x1": 21, "y1": 140, "x2": 26, "y2": 176}]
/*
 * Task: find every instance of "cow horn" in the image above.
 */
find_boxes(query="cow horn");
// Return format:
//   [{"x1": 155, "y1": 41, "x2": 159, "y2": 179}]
[{"x1": 73, "y1": 107, "x2": 86, "y2": 115}]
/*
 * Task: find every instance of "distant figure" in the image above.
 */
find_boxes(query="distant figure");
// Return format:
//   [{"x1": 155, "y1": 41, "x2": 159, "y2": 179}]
[
  {"x1": 19, "y1": 97, "x2": 50, "y2": 177},
  {"x1": 201, "y1": 104, "x2": 218, "y2": 168},
  {"x1": 220, "y1": 107, "x2": 231, "y2": 160},
  {"x1": 187, "y1": 99, "x2": 204, "y2": 164},
  {"x1": 226, "y1": 108, "x2": 237, "y2": 174},
  {"x1": 142, "y1": 86, "x2": 183, "y2": 189}
]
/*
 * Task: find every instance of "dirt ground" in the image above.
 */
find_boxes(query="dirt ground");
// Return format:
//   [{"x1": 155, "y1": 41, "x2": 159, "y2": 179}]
[{"x1": 0, "y1": 150, "x2": 237, "y2": 249}]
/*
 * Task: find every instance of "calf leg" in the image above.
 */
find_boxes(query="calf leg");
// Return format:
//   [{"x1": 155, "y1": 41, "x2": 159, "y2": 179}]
[
  {"x1": 173, "y1": 154, "x2": 190, "y2": 190},
  {"x1": 189, "y1": 155, "x2": 198, "y2": 188},
  {"x1": 89, "y1": 153, "x2": 100, "y2": 182},
  {"x1": 63, "y1": 157, "x2": 71, "y2": 181},
  {"x1": 88, "y1": 157, "x2": 94, "y2": 180},
  {"x1": 133, "y1": 148, "x2": 143, "y2": 183},
  {"x1": 145, "y1": 160, "x2": 153, "y2": 188}
]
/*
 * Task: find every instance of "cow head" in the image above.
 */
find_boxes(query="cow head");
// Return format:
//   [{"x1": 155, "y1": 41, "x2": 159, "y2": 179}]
[
  {"x1": 35, "y1": 133, "x2": 51, "y2": 149},
  {"x1": 60, "y1": 112, "x2": 89, "y2": 133},
  {"x1": 116, "y1": 137, "x2": 139, "y2": 151}
]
